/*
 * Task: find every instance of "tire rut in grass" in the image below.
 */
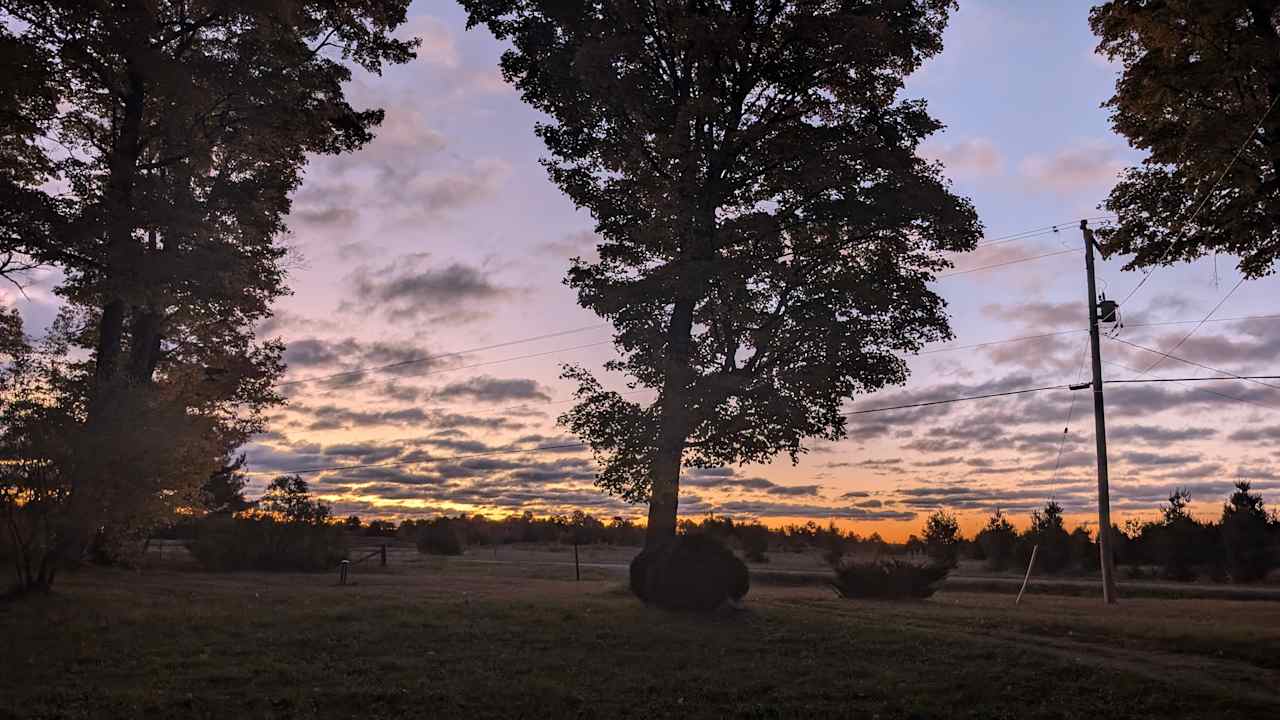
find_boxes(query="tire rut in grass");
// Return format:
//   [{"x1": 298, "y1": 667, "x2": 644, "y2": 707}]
[{"x1": 763, "y1": 597, "x2": 1280, "y2": 708}]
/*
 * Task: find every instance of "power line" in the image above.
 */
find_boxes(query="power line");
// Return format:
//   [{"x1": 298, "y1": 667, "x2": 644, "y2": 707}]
[
  {"x1": 312, "y1": 388, "x2": 655, "y2": 423},
  {"x1": 1106, "y1": 335, "x2": 1280, "y2": 393},
  {"x1": 972, "y1": 215, "x2": 1113, "y2": 250},
  {"x1": 260, "y1": 382, "x2": 1073, "y2": 476},
  {"x1": 274, "y1": 312, "x2": 1280, "y2": 401},
  {"x1": 1117, "y1": 93, "x2": 1280, "y2": 307},
  {"x1": 291, "y1": 340, "x2": 616, "y2": 393},
  {"x1": 915, "y1": 314, "x2": 1280, "y2": 357},
  {"x1": 1101, "y1": 358, "x2": 1273, "y2": 411},
  {"x1": 1049, "y1": 339, "x2": 1092, "y2": 491},
  {"x1": 917, "y1": 328, "x2": 1085, "y2": 355},
  {"x1": 1140, "y1": 277, "x2": 1245, "y2": 373},
  {"x1": 273, "y1": 324, "x2": 607, "y2": 388},
  {"x1": 841, "y1": 384, "x2": 1069, "y2": 416},
  {"x1": 1106, "y1": 376, "x2": 1280, "y2": 384},
  {"x1": 1124, "y1": 313, "x2": 1280, "y2": 329},
  {"x1": 936, "y1": 249, "x2": 1076, "y2": 279},
  {"x1": 274, "y1": 309, "x2": 1276, "y2": 419},
  {"x1": 249, "y1": 442, "x2": 591, "y2": 476},
  {"x1": 269, "y1": 219, "x2": 1099, "y2": 390}
]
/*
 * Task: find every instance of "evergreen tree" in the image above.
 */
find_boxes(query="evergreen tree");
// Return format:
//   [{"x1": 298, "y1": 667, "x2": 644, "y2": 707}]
[
  {"x1": 975, "y1": 507, "x2": 1018, "y2": 571},
  {"x1": 1221, "y1": 481, "x2": 1273, "y2": 582},
  {"x1": 922, "y1": 509, "x2": 961, "y2": 568},
  {"x1": 1024, "y1": 500, "x2": 1071, "y2": 574},
  {"x1": 200, "y1": 454, "x2": 251, "y2": 516},
  {"x1": 1153, "y1": 488, "x2": 1207, "y2": 581}
]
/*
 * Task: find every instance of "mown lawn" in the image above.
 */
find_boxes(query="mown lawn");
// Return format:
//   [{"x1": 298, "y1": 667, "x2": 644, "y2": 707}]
[{"x1": 2, "y1": 562, "x2": 1277, "y2": 719}]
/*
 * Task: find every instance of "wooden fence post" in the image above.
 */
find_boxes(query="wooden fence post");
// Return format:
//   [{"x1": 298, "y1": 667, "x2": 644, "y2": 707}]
[
  {"x1": 380, "y1": 543, "x2": 387, "y2": 567},
  {"x1": 574, "y1": 541, "x2": 581, "y2": 581}
]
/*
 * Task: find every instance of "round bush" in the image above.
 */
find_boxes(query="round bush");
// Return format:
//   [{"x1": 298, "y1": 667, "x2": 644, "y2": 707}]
[
  {"x1": 630, "y1": 533, "x2": 749, "y2": 611},
  {"x1": 629, "y1": 546, "x2": 656, "y2": 602},
  {"x1": 831, "y1": 560, "x2": 949, "y2": 600}
]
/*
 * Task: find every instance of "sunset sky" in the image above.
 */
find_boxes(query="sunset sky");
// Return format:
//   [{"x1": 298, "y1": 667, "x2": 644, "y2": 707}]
[{"x1": 7, "y1": 0, "x2": 1280, "y2": 540}]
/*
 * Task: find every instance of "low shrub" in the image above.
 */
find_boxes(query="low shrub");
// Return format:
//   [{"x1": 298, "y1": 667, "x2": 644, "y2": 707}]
[
  {"x1": 831, "y1": 560, "x2": 949, "y2": 600},
  {"x1": 187, "y1": 516, "x2": 347, "y2": 572},
  {"x1": 416, "y1": 519, "x2": 465, "y2": 556},
  {"x1": 630, "y1": 533, "x2": 749, "y2": 611}
]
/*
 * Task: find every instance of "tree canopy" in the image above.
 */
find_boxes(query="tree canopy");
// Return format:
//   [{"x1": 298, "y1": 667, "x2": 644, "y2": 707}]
[
  {"x1": 1091, "y1": 0, "x2": 1280, "y2": 277},
  {"x1": 463, "y1": 0, "x2": 981, "y2": 544},
  {"x1": 0, "y1": 0, "x2": 416, "y2": 591}
]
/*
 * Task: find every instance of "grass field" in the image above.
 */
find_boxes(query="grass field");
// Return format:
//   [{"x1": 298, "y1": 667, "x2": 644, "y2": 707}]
[{"x1": 3, "y1": 555, "x2": 1279, "y2": 719}]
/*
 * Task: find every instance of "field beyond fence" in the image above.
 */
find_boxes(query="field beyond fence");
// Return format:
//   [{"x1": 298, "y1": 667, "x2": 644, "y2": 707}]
[{"x1": 3, "y1": 547, "x2": 1278, "y2": 719}]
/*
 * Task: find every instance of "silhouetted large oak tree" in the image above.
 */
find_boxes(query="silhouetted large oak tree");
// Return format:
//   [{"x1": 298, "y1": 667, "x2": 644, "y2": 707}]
[
  {"x1": 1091, "y1": 1, "x2": 1280, "y2": 277},
  {"x1": 463, "y1": 0, "x2": 981, "y2": 546}
]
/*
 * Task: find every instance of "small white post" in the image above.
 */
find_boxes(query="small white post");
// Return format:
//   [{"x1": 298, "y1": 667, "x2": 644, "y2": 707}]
[{"x1": 1016, "y1": 545, "x2": 1039, "y2": 606}]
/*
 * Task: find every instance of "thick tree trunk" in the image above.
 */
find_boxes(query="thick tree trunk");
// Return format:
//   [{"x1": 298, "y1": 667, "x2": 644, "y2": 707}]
[
  {"x1": 127, "y1": 307, "x2": 161, "y2": 383},
  {"x1": 93, "y1": 65, "x2": 146, "y2": 391},
  {"x1": 644, "y1": 293, "x2": 697, "y2": 548},
  {"x1": 44, "y1": 63, "x2": 148, "y2": 589},
  {"x1": 95, "y1": 299, "x2": 126, "y2": 383}
]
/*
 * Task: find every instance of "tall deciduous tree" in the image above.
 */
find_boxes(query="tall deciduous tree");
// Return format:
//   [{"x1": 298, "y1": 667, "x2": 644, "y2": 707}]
[
  {"x1": 1091, "y1": 1, "x2": 1280, "y2": 277},
  {"x1": 462, "y1": 0, "x2": 981, "y2": 547},
  {"x1": 0, "y1": 1, "x2": 416, "y2": 589}
]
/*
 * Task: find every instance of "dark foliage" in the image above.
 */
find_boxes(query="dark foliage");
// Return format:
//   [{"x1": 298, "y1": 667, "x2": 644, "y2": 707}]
[
  {"x1": 1150, "y1": 489, "x2": 1215, "y2": 581},
  {"x1": 257, "y1": 475, "x2": 331, "y2": 525},
  {"x1": 201, "y1": 454, "x2": 251, "y2": 516},
  {"x1": 1018, "y1": 501, "x2": 1071, "y2": 574},
  {"x1": 463, "y1": 0, "x2": 982, "y2": 546},
  {"x1": 416, "y1": 519, "x2": 465, "y2": 556},
  {"x1": 923, "y1": 509, "x2": 961, "y2": 568},
  {"x1": 1091, "y1": 1, "x2": 1280, "y2": 278},
  {"x1": 975, "y1": 509, "x2": 1018, "y2": 571},
  {"x1": 1221, "y1": 482, "x2": 1274, "y2": 583},
  {"x1": 831, "y1": 560, "x2": 950, "y2": 600},
  {"x1": 186, "y1": 516, "x2": 347, "y2": 572},
  {"x1": 630, "y1": 534, "x2": 749, "y2": 612},
  {"x1": 1070, "y1": 526, "x2": 1101, "y2": 572},
  {"x1": 739, "y1": 523, "x2": 771, "y2": 564}
]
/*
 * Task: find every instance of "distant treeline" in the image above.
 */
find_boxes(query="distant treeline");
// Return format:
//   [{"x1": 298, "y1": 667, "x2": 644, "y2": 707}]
[
  {"x1": 137, "y1": 474, "x2": 1279, "y2": 584},
  {"x1": 353, "y1": 482, "x2": 1279, "y2": 584},
  {"x1": 914, "y1": 482, "x2": 1280, "y2": 584}
]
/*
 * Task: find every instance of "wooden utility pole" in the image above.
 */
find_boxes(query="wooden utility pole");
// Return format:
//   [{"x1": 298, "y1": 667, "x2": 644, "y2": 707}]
[{"x1": 1081, "y1": 220, "x2": 1119, "y2": 604}]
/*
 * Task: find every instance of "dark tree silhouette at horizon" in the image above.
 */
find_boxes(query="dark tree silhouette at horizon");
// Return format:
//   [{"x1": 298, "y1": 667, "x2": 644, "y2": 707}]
[{"x1": 461, "y1": 0, "x2": 982, "y2": 552}]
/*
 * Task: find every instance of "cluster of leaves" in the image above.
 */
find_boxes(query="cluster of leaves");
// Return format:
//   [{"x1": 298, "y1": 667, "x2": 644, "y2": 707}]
[{"x1": 1091, "y1": 0, "x2": 1280, "y2": 277}]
